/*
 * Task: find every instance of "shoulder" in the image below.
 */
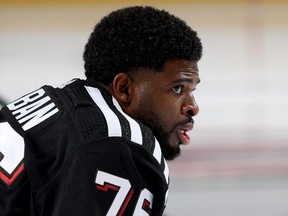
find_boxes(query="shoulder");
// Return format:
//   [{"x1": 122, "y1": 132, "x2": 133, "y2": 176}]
[
  {"x1": 1, "y1": 85, "x2": 64, "y2": 134},
  {"x1": 0, "y1": 79, "x2": 89, "y2": 134}
]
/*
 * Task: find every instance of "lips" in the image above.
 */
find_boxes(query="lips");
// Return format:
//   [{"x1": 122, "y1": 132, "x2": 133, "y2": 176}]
[{"x1": 177, "y1": 122, "x2": 193, "y2": 145}]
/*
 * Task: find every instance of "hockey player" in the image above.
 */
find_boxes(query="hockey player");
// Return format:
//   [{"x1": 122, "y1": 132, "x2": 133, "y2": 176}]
[{"x1": 0, "y1": 6, "x2": 202, "y2": 216}]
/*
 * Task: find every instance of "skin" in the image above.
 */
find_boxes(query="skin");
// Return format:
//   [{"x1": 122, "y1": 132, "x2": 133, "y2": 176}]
[{"x1": 106, "y1": 59, "x2": 200, "y2": 160}]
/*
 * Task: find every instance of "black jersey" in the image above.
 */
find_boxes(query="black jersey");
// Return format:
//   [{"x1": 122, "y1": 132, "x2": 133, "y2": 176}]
[{"x1": 0, "y1": 79, "x2": 169, "y2": 216}]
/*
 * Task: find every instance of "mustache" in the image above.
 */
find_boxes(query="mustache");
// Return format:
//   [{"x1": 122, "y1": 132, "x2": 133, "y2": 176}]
[
  {"x1": 175, "y1": 117, "x2": 194, "y2": 129},
  {"x1": 182, "y1": 117, "x2": 194, "y2": 125}
]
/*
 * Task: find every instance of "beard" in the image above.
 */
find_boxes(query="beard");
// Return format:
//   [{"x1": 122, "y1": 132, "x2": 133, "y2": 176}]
[
  {"x1": 134, "y1": 105, "x2": 181, "y2": 161},
  {"x1": 148, "y1": 119, "x2": 181, "y2": 161}
]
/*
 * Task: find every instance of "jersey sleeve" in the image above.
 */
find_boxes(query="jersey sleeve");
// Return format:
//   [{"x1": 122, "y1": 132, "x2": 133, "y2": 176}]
[
  {"x1": 0, "y1": 86, "x2": 62, "y2": 216},
  {"x1": 0, "y1": 110, "x2": 31, "y2": 215}
]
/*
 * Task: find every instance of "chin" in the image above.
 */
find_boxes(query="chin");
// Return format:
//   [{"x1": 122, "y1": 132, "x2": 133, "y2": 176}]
[
  {"x1": 153, "y1": 129, "x2": 181, "y2": 160},
  {"x1": 161, "y1": 143, "x2": 181, "y2": 161}
]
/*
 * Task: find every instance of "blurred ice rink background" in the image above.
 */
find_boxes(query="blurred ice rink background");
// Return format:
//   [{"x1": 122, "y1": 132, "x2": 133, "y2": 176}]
[{"x1": 1, "y1": 0, "x2": 288, "y2": 215}]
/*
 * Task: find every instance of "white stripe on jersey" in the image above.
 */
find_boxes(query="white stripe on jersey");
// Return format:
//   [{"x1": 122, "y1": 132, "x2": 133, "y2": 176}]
[
  {"x1": 112, "y1": 98, "x2": 143, "y2": 145},
  {"x1": 155, "y1": 139, "x2": 169, "y2": 184},
  {"x1": 113, "y1": 98, "x2": 169, "y2": 184},
  {"x1": 85, "y1": 86, "x2": 122, "y2": 137},
  {"x1": 153, "y1": 139, "x2": 162, "y2": 164},
  {"x1": 0, "y1": 122, "x2": 24, "y2": 174},
  {"x1": 163, "y1": 158, "x2": 169, "y2": 184}
]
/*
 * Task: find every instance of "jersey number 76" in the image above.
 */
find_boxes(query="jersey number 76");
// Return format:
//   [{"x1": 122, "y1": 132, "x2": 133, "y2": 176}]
[{"x1": 95, "y1": 170, "x2": 153, "y2": 216}]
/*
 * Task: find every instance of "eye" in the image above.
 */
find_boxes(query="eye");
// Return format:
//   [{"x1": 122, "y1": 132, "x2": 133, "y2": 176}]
[{"x1": 172, "y1": 86, "x2": 182, "y2": 94}]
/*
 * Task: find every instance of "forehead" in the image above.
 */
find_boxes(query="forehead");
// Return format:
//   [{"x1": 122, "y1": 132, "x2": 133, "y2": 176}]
[{"x1": 161, "y1": 59, "x2": 200, "y2": 81}]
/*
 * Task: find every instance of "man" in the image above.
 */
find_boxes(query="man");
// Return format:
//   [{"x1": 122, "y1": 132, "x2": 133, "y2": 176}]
[{"x1": 0, "y1": 6, "x2": 202, "y2": 216}]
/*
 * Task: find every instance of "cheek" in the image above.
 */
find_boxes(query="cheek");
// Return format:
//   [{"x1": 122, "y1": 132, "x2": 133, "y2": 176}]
[
  {"x1": 159, "y1": 95, "x2": 181, "y2": 115},
  {"x1": 162, "y1": 104, "x2": 179, "y2": 124},
  {"x1": 153, "y1": 96, "x2": 180, "y2": 123},
  {"x1": 129, "y1": 87, "x2": 152, "y2": 117},
  {"x1": 134, "y1": 83, "x2": 151, "y2": 103}
]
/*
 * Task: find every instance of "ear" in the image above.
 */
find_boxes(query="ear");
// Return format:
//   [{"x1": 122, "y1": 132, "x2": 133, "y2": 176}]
[{"x1": 112, "y1": 73, "x2": 134, "y2": 106}]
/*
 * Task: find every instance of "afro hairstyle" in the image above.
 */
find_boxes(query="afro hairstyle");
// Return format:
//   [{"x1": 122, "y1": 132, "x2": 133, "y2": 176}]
[{"x1": 83, "y1": 6, "x2": 203, "y2": 86}]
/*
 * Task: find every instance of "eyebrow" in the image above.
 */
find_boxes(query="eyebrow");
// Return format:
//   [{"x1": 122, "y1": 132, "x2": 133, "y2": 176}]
[{"x1": 171, "y1": 77, "x2": 201, "y2": 85}]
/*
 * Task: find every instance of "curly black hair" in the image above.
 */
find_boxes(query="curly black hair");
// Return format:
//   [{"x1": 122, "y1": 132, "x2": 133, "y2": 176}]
[{"x1": 84, "y1": 6, "x2": 203, "y2": 86}]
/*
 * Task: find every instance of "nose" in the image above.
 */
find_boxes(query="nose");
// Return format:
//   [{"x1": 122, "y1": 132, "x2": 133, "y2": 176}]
[{"x1": 181, "y1": 94, "x2": 199, "y2": 117}]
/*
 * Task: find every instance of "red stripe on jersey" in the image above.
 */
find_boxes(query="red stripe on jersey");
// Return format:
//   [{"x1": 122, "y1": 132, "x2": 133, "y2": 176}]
[{"x1": 0, "y1": 163, "x2": 24, "y2": 186}]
